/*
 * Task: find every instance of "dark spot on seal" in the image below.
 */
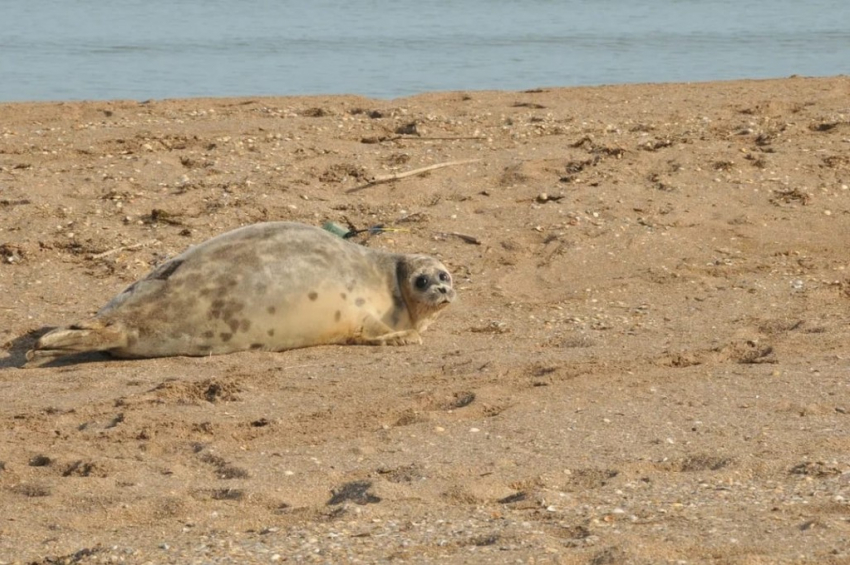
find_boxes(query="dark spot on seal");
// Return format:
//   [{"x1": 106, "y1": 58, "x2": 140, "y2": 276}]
[
  {"x1": 221, "y1": 302, "x2": 245, "y2": 322},
  {"x1": 267, "y1": 329, "x2": 275, "y2": 337},
  {"x1": 250, "y1": 343, "x2": 264, "y2": 350},
  {"x1": 202, "y1": 330, "x2": 215, "y2": 339},
  {"x1": 308, "y1": 291, "x2": 318, "y2": 301},
  {"x1": 267, "y1": 306, "x2": 276, "y2": 315},
  {"x1": 240, "y1": 319, "x2": 251, "y2": 332},
  {"x1": 340, "y1": 293, "x2": 347, "y2": 300},
  {"x1": 355, "y1": 297, "x2": 366, "y2": 307},
  {"x1": 220, "y1": 332, "x2": 232, "y2": 342},
  {"x1": 216, "y1": 275, "x2": 238, "y2": 289},
  {"x1": 210, "y1": 298, "x2": 226, "y2": 319},
  {"x1": 255, "y1": 282, "x2": 268, "y2": 295},
  {"x1": 334, "y1": 310, "x2": 341, "y2": 322},
  {"x1": 152, "y1": 259, "x2": 183, "y2": 281},
  {"x1": 228, "y1": 319, "x2": 240, "y2": 333}
]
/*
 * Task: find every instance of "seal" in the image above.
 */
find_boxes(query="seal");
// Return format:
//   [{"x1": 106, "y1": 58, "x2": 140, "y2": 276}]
[{"x1": 25, "y1": 221, "x2": 455, "y2": 367}]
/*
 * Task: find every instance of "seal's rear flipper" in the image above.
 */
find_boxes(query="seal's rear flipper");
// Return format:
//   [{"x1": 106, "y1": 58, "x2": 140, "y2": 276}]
[{"x1": 24, "y1": 321, "x2": 127, "y2": 368}]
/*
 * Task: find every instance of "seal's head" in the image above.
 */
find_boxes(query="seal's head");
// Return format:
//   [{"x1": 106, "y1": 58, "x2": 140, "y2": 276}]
[{"x1": 397, "y1": 255, "x2": 456, "y2": 329}]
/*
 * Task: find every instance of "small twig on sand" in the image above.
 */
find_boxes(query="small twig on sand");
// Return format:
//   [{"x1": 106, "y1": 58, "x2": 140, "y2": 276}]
[
  {"x1": 90, "y1": 239, "x2": 159, "y2": 260},
  {"x1": 400, "y1": 136, "x2": 488, "y2": 142},
  {"x1": 346, "y1": 159, "x2": 480, "y2": 193},
  {"x1": 444, "y1": 232, "x2": 482, "y2": 245},
  {"x1": 451, "y1": 232, "x2": 481, "y2": 245},
  {"x1": 361, "y1": 135, "x2": 487, "y2": 144}
]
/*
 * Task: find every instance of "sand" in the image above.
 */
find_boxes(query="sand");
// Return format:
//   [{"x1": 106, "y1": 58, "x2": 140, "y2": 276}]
[{"x1": 1, "y1": 76, "x2": 849, "y2": 564}]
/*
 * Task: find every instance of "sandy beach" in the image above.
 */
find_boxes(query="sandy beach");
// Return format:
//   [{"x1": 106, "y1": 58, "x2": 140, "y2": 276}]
[{"x1": 1, "y1": 76, "x2": 849, "y2": 564}]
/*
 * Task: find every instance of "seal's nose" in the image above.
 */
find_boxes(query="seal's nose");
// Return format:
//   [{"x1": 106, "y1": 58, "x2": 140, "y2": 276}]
[{"x1": 438, "y1": 286, "x2": 448, "y2": 294}]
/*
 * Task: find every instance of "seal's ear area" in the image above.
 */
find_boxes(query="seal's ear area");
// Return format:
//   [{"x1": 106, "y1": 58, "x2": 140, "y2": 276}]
[
  {"x1": 396, "y1": 256, "x2": 433, "y2": 302},
  {"x1": 395, "y1": 256, "x2": 410, "y2": 288},
  {"x1": 395, "y1": 256, "x2": 431, "y2": 293}
]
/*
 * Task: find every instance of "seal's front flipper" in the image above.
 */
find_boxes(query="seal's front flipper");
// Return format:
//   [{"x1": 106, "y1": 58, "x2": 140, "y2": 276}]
[
  {"x1": 370, "y1": 329, "x2": 422, "y2": 346},
  {"x1": 350, "y1": 316, "x2": 422, "y2": 346},
  {"x1": 24, "y1": 320, "x2": 127, "y2": 368}
]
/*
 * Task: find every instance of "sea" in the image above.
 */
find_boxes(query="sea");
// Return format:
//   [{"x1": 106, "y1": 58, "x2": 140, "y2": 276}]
[{"x1": 1, "y1": 0, "x2": 848, "y2": 102}]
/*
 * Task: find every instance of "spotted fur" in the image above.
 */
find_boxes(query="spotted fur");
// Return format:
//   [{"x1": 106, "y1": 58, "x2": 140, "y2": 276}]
[{"x1": 25, "y1": 222, "x2": 455, "y2": 367}]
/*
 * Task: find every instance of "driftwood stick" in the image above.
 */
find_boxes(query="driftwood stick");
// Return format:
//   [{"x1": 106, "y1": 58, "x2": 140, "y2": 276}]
[
  {"x1": 90, "y1": 239, "x2": 159, "y2": 260},
  {"x1": 361, "y1": 135, "x2": 487, "y2": 144},
  {"x1": 435, "y1": 231, "x2": 481, "y2": 245},
  {"x1": 447, "y1": 232, "x2": 482, "y2": 245},
  {"x1": 346, "y1": 159, "x2": 480, "y2": 193},
  {"x1": 399, "y1": 136, "x2": 487, "y2": 141}
]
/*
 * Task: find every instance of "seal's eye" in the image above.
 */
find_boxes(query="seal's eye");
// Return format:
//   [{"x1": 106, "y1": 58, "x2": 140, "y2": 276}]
[
  {"x1": 438, "y1": 271, "x2": 450, "y2": 283},
  {"x1": 414, "y1": 275, "x2": 429, "y2": 290}
]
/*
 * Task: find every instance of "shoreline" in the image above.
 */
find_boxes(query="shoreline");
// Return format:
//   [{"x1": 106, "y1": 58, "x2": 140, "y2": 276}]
[{"x1": 0, "y1": 74, "x2": 845, "y2": 107}]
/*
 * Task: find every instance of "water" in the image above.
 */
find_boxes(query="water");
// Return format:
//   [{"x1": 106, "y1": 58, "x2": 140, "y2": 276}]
[{"x1": 1, "y1": 0, "x2": 848, "y2": 102}]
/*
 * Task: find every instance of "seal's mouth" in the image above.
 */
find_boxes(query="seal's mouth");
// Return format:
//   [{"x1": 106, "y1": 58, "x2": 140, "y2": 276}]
[{"x1": 435, "y1": 291, "x2": 456, "y2": 306}]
